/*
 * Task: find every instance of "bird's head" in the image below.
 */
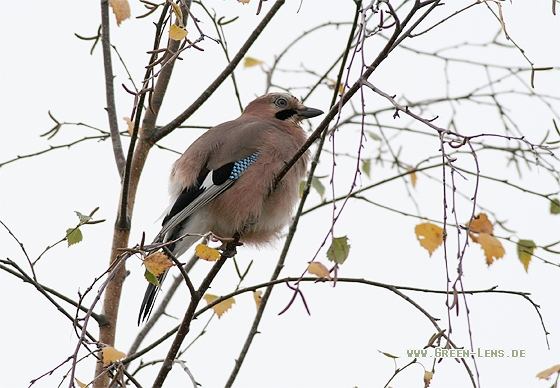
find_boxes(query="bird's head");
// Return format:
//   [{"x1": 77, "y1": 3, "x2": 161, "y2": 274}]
[{"x1": 243, "y1": 93, "x2": 323, "y2": 125}]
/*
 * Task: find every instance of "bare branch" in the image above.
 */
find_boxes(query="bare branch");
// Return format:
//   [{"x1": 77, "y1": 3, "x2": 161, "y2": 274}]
[
  {"x1": 152, "y1": 0, "x2": 287, "y2": 142},
  {"x1": 100, "y1": 0, "x2": 126, "y2": 177}
]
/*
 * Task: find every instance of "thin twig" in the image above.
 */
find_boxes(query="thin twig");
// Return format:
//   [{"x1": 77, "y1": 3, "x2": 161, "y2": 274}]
[
  {"x1": 0, "y1": 262, "x2": 106, "y2": 328},
  {"x1": 153, "y1": 0, "x2": 287, "y2": 142}
]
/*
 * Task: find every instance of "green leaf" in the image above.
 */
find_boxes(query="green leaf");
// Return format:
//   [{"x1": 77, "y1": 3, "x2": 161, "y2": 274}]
[
  {"x1": 517, "y1": 239, "x2": 536, "y2": 273},
  {"x1": 327, "y1": 236, "x2": 350, "y2": 264},
  {"x1": 550, "y1": 198, "x2": 560, "y2": 215},
  {"x1": 361, "y1": 158, "x2": 371, "y2": 178},
  {"x1": 75, "y1": 211, "x2": 92, "y2": 223},
  {"x1": 144, "y1": 268, "x2": 160, "y2": 288},
  {"x1": 311, "y1": 176, "x2": 326, "y2": 199},
  {"x1": 378, "y1": 350, "x2": 399, "y2": 359},
  {"x1": 366, "y1": 130, "x2": 381, "y2": 141},
  {"x1": 66, "y1": 227, "x2": 83, "y2": 246},
  {"x1": 299, "y1": 180, "x2": 306, "y2": 197},
  {"x1": 300, "y1": 177, "x2": 327, "y2": 199}
]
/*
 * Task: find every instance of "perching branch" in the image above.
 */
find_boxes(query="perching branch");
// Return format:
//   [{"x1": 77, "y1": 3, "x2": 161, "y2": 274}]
[
  {"x1": 226, "y1": 3, "x2": 362, "y2": 385},
  {"x1": 152, "y1": 236, "x2": 239, "y2": 388}
]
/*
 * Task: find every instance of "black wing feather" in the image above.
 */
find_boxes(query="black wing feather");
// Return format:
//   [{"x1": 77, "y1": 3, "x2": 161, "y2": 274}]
[
  {"x1": 138, "y1": 153, "x2": 257, "y2": 324},
  {"x1": 138, "y1": 166, "x2": 236, "y2": 324}
]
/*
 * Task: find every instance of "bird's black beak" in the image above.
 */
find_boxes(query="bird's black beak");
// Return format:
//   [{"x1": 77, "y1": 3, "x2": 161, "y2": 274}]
[{"x1": 296, "y1": 107, "x2": 324, "y2": 119}]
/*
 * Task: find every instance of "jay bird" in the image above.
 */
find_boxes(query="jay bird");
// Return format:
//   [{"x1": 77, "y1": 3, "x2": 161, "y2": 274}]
[{"x1": 138, "y1": 92, "x2": 323, "y2": 323}]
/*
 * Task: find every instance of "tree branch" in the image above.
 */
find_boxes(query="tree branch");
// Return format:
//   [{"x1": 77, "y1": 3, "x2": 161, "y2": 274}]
[
  {"x1": 152, "y1": 0, "x2": 287, "y2": 143},
  {"x1": 101, "y1": 0, "x2": 126, "y2": 178},
  {"x1": 152, "y1": 238, "x2": 238, "y2": 388},
  {"x1": 225, "y1": 3, "x2": 362, "y2": 385},
  {"x1": 0, "y1": 260, "x2": 100, "y2": 342}
]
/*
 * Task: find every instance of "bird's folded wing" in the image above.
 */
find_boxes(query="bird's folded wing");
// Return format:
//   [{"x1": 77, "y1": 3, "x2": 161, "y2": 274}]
[
  {"x1": 155, "y1": 180, "x2": 234, "y2": 243},
  {"x1": 139, "y1": 151, "x2": 260, "y2": 324},
  {"x1": 154, "y1": 150, "x2": 260, "y2": 245},
  {"x1": 139, "y1": 173, "x2": 236, "y2": 324}
]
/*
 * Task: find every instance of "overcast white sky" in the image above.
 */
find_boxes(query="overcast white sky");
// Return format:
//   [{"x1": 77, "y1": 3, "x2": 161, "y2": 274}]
[{"x1": 1, "y1": 1, "x2": 559, "y2": 388}]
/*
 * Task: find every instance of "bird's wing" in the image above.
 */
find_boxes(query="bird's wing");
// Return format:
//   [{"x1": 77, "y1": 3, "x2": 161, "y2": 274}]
[
  {"x1": 138, "y1": 151, "x2": 260, "y2": 324},
  {"x1": 154, "y1": 150, "x2": 260, "y2": 245}
]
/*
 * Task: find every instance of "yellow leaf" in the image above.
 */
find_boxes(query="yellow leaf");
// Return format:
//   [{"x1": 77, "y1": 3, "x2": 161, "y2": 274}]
[
  {"x1": 203, "y1": 293, "x2": 218, "y2": 304},
  {"x1": 467, "y1": 213, "x2": 493, "y2": 236},
  {"x1": 238, "y1": 0, "x2": 250, "y2": 3},
  {"x1": 102, "y1": 346, "x2": 126, "y2": 366},
  {"x1": 195, "y1": 244, "x2": 221, "y2": 261},
  {"x1": 424, "y1": 370, "x2": 434, "y2": 387},
  {"x1": 169, "y1": 1, "x2": 183, "y2": 23},
  {"x1": 517, "y1": 239, "x2": 536, "y2": 273},
  {"x1": 326, "y1": 79, "x2": 346, "y2": 95},
  {"x1": 338, "y1": 83, "x2": 346, "y2": 95},
  {"x1": 123, "y1": 116, "x2": 141, "y2": 136},
  {"x1": 307, "y1": 262, "x2": 332, "y2": 280},
  {"x1": 415, "y1": 222, "x2": 443, "y2": 257},
  {"x1": 536, "y1": 364, "x2": 560, "y2": 380},
  {"x1": 169, "y1": 25, "x2": 188, "y2": 41},
  {"x1": 144, "y1": 252, "x2": 174, "y2": 277},
  {"x1": 75, "y1": 378, "x2": 87, "y2": 388},
  {"x1": 203, "y1": 294, "x2": 235, "y2": 318},
  {"x1": 253, "y1": 290, "x2": 262, "y2": 310},
  {"x1": 476, "y1": 232, "x2": 505, "y2": 265},
  {"x1": 124, "y1": 117, "x2": 134, "y2": 136},
  {"x1": 466, "y1": 214, "x2": 505, "y2": 265},
  {"x1": 408, "y1": 166, "x2": 417, "y2": 188},
  {"x1": 109, "y1": 0, "x2": 130, "y2": 26},
  {"x1": 244, "y1": 57, "x2": 263, "y2": 68}
]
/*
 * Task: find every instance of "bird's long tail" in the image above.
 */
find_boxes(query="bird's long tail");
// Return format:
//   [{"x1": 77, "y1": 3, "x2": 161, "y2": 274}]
[{"x1": 138, "y1": 269, "x2": 168, "y2": 325}]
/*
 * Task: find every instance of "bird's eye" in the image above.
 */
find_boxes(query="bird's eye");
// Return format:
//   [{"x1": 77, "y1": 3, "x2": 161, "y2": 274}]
[{"x1": 275, "y1": 97, "x2": 288, "y2": 107}]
